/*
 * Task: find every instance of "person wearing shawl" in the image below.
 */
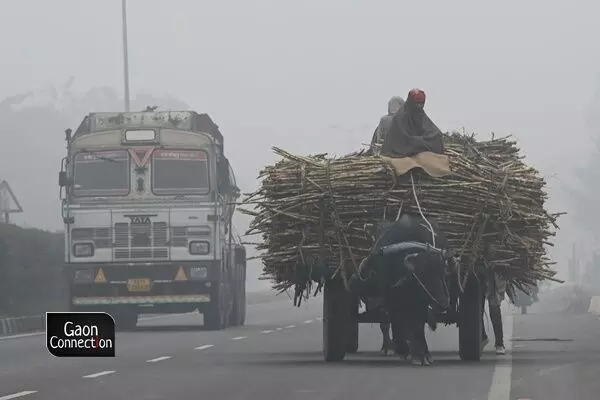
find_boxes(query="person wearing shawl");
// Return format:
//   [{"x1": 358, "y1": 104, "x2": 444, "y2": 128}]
[{"x1": 380, "y1": 88, "x2": 444, "y2": 158}]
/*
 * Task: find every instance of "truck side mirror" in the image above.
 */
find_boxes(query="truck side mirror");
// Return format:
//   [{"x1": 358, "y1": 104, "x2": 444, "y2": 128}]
[{"x1": 58, "y1": 171, "x2": 71, "y2": 187}]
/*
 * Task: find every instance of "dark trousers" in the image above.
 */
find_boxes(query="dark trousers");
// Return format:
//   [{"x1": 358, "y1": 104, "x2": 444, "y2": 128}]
[{"x1": 481, "y1": 295, "x2": 504, "y2": 347}]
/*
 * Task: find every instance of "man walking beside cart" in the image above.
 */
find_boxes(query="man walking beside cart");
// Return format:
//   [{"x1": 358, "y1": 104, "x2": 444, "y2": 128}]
[{"x1": 482, "y1": 270, "x2": 507, "y2": 355}]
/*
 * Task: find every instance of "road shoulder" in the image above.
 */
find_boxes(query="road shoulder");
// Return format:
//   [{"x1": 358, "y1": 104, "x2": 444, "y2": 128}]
[{"x1": 510, "y1": 311, "x2": 600, "y2": 400}]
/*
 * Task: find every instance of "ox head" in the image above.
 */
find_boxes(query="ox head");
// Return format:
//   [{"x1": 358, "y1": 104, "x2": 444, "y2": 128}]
[
  {"x1": 360, "y1": 218, "x2": 451, "y2": 311},
  {"x1": 402, "y1": 250, "x2": 450, "y2": 311}
]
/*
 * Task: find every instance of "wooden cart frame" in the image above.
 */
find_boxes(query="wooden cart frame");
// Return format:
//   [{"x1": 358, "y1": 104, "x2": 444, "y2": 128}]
[
  {"x1": 313, "y1": 195, "x2": 485, "y2": 363},
  {"x1": 321, "y1": 270, "x2": 484, "y2": 362}
]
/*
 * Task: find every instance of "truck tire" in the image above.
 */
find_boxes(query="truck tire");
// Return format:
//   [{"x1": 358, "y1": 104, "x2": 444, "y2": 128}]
[
  {"x1": 230, "y1": 245, "x2": 247, "y2": 326},
  {"x1": 69, "y1": 304, "x2": 86, "y2": 313},
  {"x1": 203, "y1": 306, "x2": 224, "y2": 330},
  {"x1": 458, "y1": 272, "x2": 482, "y2": 362},
  {"x1": 238, "y1": 278, "x2": 246, "y2": 326},
  {"x1": 323, "y1": 279, "x2": 348, "y2": 362},
  {"x1": 204, "y1": 284, "x2": 230, "y2": 331},
  {"x1": 229, "y1": 279, "x2": 244, "y2": 327},
  {"x1": 113, "y1": 311, "x2": 138, "y2": 332}
]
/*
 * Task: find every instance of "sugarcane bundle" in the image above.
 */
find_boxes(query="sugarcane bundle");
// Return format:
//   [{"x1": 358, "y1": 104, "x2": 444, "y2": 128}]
[{"x1": 239, "y1": 132, "x2": 563, "y2": 298}]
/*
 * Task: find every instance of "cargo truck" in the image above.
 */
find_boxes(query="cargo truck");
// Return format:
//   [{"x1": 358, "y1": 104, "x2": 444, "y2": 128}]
[{"x1": 58, "y1": 110, "x2": 246, "y2": 330}]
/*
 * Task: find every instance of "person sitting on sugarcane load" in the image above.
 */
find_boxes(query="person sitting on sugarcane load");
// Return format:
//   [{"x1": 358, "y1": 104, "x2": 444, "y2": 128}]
[
  {"x1": 380, "y1": 88, "x2": 444, "y2": 158},
  {"x1": 368, "y1": 96, "x2": 405, "y2": 155},
  {"x1": 482, "y1": 270, "x2": 507, "y2": 355}
]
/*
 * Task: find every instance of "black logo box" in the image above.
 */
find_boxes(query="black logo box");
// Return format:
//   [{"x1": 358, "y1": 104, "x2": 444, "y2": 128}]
[{"x1": 46, "y1": 312, "x2": 115, "y2": 357}]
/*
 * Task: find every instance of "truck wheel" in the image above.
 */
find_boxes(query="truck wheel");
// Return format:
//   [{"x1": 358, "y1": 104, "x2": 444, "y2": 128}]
[
  {"x1": 229, "y1": 279, "x2": 242, "y2": 327},
  {"x1": 239, "y1": 283, "x2": 246, "y2": 326},
  {"x1": 345, "y1": 296, "x2": 359, "y2": 353},
  {"x1": 113, "y1": 311, "x2": 138, "y2": 332},
  {"x1": 458, "y1": 272, "x2": 482, "y2": 362},
  {"x1": 204, "y1": 284, "x2": 229, "y2": 330},
  {"x1": 203, "y1": 306, "x2": 223, "y2": 330},
  {"x1": 69, "y1": 304, "x2": 86, "y2": 313},
  {"x1": 203, "y1": 304, "x2": 223, "y2": 330},
  {"x1": 323, "y1": 279, "x2": 348, "y2": 362}
]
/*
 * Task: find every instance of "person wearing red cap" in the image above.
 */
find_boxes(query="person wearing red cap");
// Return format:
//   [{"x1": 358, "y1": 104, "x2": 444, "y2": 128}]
[
  {"x1": 408, "y1": 88, "x2": 426, "y2": 109},
  {"x1": 380, "y1": 88, "x2": 444, "y2": 158}
]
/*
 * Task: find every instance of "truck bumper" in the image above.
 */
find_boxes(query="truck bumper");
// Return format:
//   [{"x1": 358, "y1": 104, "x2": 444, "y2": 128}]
[
  {"x1": 65, "y1": 261, "x2": 221, "y2": 309},
  {"x1": 71, "y1": 294, "x2": 211, "y2": 305}
]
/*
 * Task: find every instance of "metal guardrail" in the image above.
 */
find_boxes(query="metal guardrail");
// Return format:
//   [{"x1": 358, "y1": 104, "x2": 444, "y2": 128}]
[
  {"x1": 0, "y1": 290, "x2": 286, "y2": 337},
  {"x1": 0, "y1": 314, "x2": 45, "y2": 336}
]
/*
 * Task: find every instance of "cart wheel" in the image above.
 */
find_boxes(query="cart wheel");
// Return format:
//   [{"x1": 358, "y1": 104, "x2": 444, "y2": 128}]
[
  {"x1": 345, "y1": 296, "x2": 359, "y2": 353},
  {"x1": 323, "y1": 279, "x2": 348, "y2": 362},
  {"x1": 458, "y1": 273, "x2": 482, "y2": 361}
]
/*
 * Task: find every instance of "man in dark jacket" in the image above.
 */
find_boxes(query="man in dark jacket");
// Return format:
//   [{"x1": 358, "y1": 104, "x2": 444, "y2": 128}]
[
  {"x1": 369, "y1": 96, "x2": 405, "y2": 155},
  {"x1": 380, "y1": 88, "x2": 444, "y2": 158}
]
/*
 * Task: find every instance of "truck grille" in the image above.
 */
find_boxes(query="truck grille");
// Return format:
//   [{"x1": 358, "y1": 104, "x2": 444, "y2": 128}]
[
  {"x1": 71, "y1": 222, "x2": 211, "y2": 260},
  {"x1": 114, "y1": 222, "x2": 169, "y2": 260}
]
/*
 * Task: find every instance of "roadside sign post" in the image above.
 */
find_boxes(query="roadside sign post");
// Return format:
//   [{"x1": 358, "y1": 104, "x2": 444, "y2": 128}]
[{"x1": 0, "y1": 180, "x2": 23, "y2": 224}]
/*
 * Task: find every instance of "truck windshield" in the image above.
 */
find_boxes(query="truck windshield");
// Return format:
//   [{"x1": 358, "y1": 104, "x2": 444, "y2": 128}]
[
  {"x1": 73, "y1": 150, "x2": 130, "y2": 197},
  {"x1": 152, "y1": 150, "x2": 210, "y2": 195}
]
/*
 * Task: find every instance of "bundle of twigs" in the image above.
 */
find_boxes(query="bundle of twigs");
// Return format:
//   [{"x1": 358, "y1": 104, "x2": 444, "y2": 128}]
[{"x1": 239, "y1": 132, "x2": 563, "y2": 297}]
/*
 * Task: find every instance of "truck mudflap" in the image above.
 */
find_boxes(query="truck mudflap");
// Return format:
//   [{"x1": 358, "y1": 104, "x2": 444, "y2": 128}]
[{"x1": 72, "y1": 294, "x2": 211, "y2": 305}]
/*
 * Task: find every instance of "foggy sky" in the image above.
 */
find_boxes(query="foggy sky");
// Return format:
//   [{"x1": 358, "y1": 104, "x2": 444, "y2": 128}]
[{"x1": 1, "y1": 0, "x2": 599, "y2": 282}]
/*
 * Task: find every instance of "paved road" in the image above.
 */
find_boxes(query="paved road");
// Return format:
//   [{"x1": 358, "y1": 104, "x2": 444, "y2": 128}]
[{"x1": 0, "y1": 293, "x2": 599, "y2": 400}]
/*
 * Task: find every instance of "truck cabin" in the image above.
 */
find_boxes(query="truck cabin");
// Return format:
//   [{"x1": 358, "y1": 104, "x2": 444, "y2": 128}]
[{"x1": 59, "y1": 111, "x2": 239, "y2": 204}]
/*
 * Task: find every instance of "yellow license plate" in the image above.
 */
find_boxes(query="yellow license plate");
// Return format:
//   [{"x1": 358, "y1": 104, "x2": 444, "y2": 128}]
[{"x1": 127, "y1": 278, "x2": 152, "y2": 292}]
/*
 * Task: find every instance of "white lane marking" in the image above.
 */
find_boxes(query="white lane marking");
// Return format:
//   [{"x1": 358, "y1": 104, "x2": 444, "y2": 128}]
[
  {"x1": 83, "y1": 370, "x2": 116, "y2": 379},
  {"x1": 261, "y1": 330, "x2": 274, "y2": 334},
  {"x1": 146, "y1": 356, "x2": 172, "y2": 363},
  {"x1": 303, "y1": 320, "x2": 313, "y2": 324},
  {"x1": 284, "y1": 324, "x2": 296, "y2": 329},
  {"x1": 275, "y1": 327, "x2": 283, "y2": 331},
  {"x1": 487, "y1": 313, "x2": 514, "y2": 400},
  {"x1": 194, "y1": 344, "x2": 214, "y2": 351},
  {"x1": 316, "y1": 316, "x2": 322, "y2": 321},
  {"x1": 0, "y1": 392, "x2": 38, "y2": 400},
  {"x1": 231, "y1": 336, "x2": 247, "y2": 341}
]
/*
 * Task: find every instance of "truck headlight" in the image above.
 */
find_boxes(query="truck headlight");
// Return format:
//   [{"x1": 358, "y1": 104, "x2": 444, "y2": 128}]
[
  {"x1": 189, "y1": 266, "x2": 208, "y2": 279},
  {"x1": 189, "y1": 241, "x2": 210, "y2": 255},
  {"x1": 73, "y1": 243, "x2": 94, "y2": 257}
]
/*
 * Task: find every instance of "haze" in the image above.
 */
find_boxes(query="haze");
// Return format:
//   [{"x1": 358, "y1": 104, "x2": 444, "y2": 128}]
[{"x1": 1, "y1": 0, "x2": 599, "y2": 288}]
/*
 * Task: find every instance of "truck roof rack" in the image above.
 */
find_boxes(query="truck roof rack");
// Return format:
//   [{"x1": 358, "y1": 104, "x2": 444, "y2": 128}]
[{"x1": 73, "y1": 110, "x2": 224, "y2": 149}]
